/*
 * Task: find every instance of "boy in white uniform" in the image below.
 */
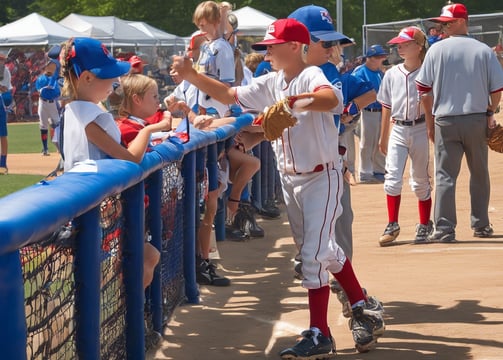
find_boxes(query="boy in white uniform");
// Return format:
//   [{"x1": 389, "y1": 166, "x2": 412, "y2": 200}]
[{"x1": 171, "y1": 18, "x2": 385, "y2": 358}]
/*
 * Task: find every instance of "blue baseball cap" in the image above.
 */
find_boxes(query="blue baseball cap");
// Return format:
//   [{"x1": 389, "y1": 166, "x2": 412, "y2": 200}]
[
  {"x1": 69, "y1": 37, "x2": 130, "y2": 79},
  {"x1": 288, "y1": 5, "x2": 352, "y2": 45},
  {"x1": 366, "y1": 44, "x2": 388, "y2": 57}
]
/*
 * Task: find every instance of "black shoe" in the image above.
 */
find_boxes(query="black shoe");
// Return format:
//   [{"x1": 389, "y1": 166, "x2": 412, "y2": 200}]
[
  {"x1": 235, "y1": 203, "x2": 265, "y2": 238},
  {"x1": 473, "y1": 225, "x2": 494, "y2": 238},
  {"x1": 196, "y1": 257, "x2": 231, "y2": 286},
  {"x1": 258, "y1": 200, "x2": 281, "y2": 219},
  {"x1": 279, "y1": 327, "x2": 336, "y2": 359},
  {"x1": 349, "y1": 303, "x2": 385, "y2": 353},
  {"x1": 225, "y1": 222, "x2": 249, "y2": 241}
]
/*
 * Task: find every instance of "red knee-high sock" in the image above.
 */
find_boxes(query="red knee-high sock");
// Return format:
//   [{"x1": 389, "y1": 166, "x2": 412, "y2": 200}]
[
  {"x1": 308, "y1": 286, "x2": 330, "y2": 337},
  {"x1": 418, "y1": 198, "x2": 432, "y2": 225},
  {"x1": 386, "y1": 194, "x2": 401, "y2": 223},
  {"x1": 332, "y1": 259, "x2": 366, "y2": 307}
]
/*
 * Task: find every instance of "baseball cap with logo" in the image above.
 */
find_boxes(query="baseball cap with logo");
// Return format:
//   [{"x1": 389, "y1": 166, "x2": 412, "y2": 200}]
[
  {"x1": 68, "y1": 37, "x2": 130, "y2": 79},
  {"x1": 365, "y1": 44, "x2": 388, "y2": 57},
  {"x1": 430, "y1": 3, "x2": 468, "y2": 23},
  {"x1": 388, "y1": 26, "x2": 427, "y2": 46},
  {"x1": 251, "y1": 18, "x2": 310, "y2": 51},
  {"x1": 288, "y1": 5, "x2": 352, "y2": 45}
]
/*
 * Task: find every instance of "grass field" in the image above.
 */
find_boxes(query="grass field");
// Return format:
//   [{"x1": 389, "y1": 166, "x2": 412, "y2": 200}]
[
  {"x1": 0, "y1": 174, "x2": 45, "y2": 198},
  {"x1": 7, "y1": 122, "x2": 59, "y2": 154},
  {"x1": 1, "y1": 122, "x2": 55, "y2": 196}
]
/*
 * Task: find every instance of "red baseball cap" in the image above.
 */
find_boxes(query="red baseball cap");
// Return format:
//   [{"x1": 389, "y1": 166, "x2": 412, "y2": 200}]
[
  {"x1": 129, "y1": 55, "x2": 145, "y2": 67},
  {"x1": 388, "y1": 26, "x2": 427, "y2": 46},
  {"x1": 252, "y1": 18, "x2": 310, "y2": 51},
  {"x1": 430, "y1": 3, "x2": 468, "y2": 23}
]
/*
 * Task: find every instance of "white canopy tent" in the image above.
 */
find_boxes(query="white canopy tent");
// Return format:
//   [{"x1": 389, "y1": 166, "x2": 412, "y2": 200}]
[
  {"x1": 0, "y1": 13, "x2": 83, "y2": 46},
  {"x1": 233, "y1": 6, "x2": 276, "y2": 37},
  {"x1": 59, "y1": 14, "x2": 157, "y2": 47},
  {"x1": 127, "y1": 21, "x2": 183, "y2": 47}
]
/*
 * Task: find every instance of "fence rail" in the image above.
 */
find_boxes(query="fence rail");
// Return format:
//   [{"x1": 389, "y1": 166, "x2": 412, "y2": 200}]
[{"x1": 0, "y1": 116, "x2": 253, "y2": 359}]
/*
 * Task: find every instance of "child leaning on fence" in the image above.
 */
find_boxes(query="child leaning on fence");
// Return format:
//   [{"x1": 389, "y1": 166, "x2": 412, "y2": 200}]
[
  {"x1": 59, "y1": 38, "x2": 171, "y2": 288},
  {"x1": 59, "y1": 37, "x2": 171, "y2": 172}
]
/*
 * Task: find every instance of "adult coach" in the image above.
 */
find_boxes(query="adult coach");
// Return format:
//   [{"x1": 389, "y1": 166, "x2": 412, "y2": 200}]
[{"x1": 416, "y1": 3, "x2": 503, "y2": 242}]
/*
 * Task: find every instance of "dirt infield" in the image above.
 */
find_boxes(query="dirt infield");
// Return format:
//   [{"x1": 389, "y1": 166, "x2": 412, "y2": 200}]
[
  {"x1": 146, "y1": 110, "x2": 503, "y2": 360},
  {"x1": 7, "y1": 153, "x2": 60, "y2": 176}
]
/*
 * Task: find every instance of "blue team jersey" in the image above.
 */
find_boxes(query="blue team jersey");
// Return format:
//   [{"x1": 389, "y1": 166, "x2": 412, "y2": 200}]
[
  {"x1": 351, "y1": 64, "x2": 383, "y2": 110},
  {"x1": 320, "y1": 62, "x2": 374, "y2": 131}
]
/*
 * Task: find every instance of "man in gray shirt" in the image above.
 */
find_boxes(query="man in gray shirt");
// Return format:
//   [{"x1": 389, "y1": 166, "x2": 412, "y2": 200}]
[{"x1": 416, "y1": 3, "x2": 503, "y2": 242}]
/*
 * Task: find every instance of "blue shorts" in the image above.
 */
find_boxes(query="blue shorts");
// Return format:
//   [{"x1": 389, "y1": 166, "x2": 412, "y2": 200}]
[{"x1": 0, "y1": 104, "x2": 7, "y2": 137}]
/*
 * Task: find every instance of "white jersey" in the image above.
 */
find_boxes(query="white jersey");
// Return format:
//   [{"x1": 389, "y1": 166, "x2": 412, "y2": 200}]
[
  {"x1": 63, "y1": 101, "x2": 120, "y2": 171},
  {"x1": 235, "y1": 66, "x2": 343, "y2": 174},
  {"x1": 0, "y1": 66, "x2": 12, "y2": 91},
  {"x1": 378, "y1": 63, "x2": 423, "y2": 120}
]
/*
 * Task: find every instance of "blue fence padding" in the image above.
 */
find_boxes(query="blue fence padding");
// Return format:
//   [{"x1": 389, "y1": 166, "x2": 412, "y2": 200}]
[{"x1": 0, "y1": 159, "x2": 143, "y2": 255}]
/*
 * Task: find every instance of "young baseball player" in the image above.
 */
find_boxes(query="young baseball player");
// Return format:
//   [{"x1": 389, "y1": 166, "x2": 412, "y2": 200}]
[
  {"x1": 377, "y1": 26, "x2": 433, "y2": 246},
  {"x1": 0, "y1": 53, "x2": 12, "y2": 174},
  {"x1": 171, "y1": 18, "x2": 385, "y2": 357},
  {"x1": 288, "y1": 4, "x2": 382, "y2": 318},
  {"x1": 352, "y1": 45, "x2": 388, "y2": 183},
  {"x1": 35, "y1": 58, "x2": 61, "y2": 156}
]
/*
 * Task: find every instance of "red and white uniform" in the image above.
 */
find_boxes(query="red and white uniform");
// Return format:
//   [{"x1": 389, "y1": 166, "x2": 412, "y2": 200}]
[
  {"x1": 378, "y1": 63, "x2": 431, "y2": 200},
  {"x1": 235, "y1": 65, "x2": 347, "y2": 289}
]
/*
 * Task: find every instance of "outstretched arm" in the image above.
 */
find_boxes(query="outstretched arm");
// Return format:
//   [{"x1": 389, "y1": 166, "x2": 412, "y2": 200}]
[
  {"x1": 171, "y1": 56, "x2": 236, "y2": 105},
  {"x1": 86, "y1": 116, "x2": 172, "y2": 163}
]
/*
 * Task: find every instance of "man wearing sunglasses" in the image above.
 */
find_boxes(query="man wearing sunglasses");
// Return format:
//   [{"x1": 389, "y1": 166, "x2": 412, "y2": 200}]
[{"x1": 416, "y1": 3, "x2": 503, "y2": 242}]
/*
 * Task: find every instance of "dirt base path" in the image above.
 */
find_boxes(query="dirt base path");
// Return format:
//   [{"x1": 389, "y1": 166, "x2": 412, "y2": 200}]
[{"x1": 7, "y1": 153, "x2": 60, "y2": 175}]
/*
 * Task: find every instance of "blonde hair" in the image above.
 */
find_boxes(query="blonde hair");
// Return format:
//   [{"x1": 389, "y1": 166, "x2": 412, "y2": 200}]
[
  {"x1": 244, "y1": 53, "x2": 265, "y2": 74},
  {"x1": 118, "y1": 74, "x2": 157, "y2": 117},
  {"x1": 193, "y1": 1, "x2": 221, "y2": 25},
  {"x1": 59, "y1": 38, "x2": 78, "y2": 100}
]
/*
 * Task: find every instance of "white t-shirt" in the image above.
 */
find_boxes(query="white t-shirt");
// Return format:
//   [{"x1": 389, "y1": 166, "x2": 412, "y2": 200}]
[
  {"x1": 63, "y1": 101, "x2": 121, "y2": 171},
  {"x1": 235, "y1": 66, "x2": 343, "y2": 174},
  {"x1": 0, "y1": 66, "x2": 12, "y2": 90},
  {"x1": 378, "y1": 63, "x2": 423, "y2": 121}
]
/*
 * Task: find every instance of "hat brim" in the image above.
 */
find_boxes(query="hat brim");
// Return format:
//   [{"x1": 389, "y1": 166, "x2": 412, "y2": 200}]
[
  {"x1": 252, "y1": 39, "x2": 288, "y2": 51},
  {"x1": 90, "y1": 61, "x2": 131, "y2": 79},
  {"x1": 387, "y1": 37, "x2": 414, "y2": 45},
  {"x1": 428, "y1": 16, "x2": 459, "y2": 23},
  {"x1": 367, "y1": 52, "x2": 388, "y2": 57},
  {"x1": 311, "y1": 30, "x2": 353, "y2": 45}
]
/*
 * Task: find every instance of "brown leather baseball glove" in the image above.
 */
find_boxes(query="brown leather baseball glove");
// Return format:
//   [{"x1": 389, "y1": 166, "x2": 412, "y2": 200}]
[
  {"x1": 260, "y1": 98, "x2": 297, "y2": 141},
  {"x1": 488, "y1": 123, "x2": 503, "y2": 153}
]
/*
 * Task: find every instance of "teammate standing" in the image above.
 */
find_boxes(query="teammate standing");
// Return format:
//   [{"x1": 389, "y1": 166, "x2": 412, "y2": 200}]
[
  {"x1": 171, "y1": 18, "x2": 385, "y2": 357},
  {"x1": 416, "y1": 3, "x2": 503, "y2": 242},
  {"x1": 377, "y1": 26, "x2": 433, "y2": 246},
  {"x1": 35, "y1": 58, "x2": 61, "y2": 156},
  {"x1": 352, "y1": 45, "x2": 388, "y2": 183}
]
